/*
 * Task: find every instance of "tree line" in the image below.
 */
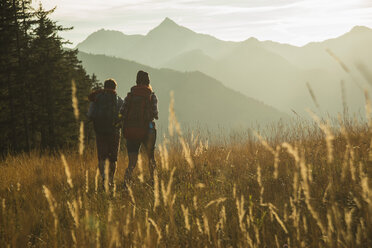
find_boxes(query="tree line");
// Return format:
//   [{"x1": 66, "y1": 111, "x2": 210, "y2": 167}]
[{"x1": 0, "y1": 1, "x2": 100, "y2": 154}]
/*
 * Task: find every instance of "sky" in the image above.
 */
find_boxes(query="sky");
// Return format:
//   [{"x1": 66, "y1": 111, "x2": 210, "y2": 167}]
[{"x1": 32, "y1": 0, "x2": 372, "y2": 47}]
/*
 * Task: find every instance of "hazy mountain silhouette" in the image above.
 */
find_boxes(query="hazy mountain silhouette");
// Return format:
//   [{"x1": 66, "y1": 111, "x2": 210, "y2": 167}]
[
  {"x1": 77, "y1": 18, "x2": 372, "y2": 115},
  {"x1": 166, "y1": 40, "x2": 305, "y2": 112},
  {"x1": 260, "y1": 26, "x2": 372, "y2": 114},
  {"x1": 77, "y1": 29, "x2": 143, "y2": 58},
  {"x1": 77, "y1": 52, "x2": 288, "y2": 130},
  {"x1": 77, "y1": 17, "x2": 237, "y2": 67},
  {"x1": 162, "y1": 26, "x2": 372, "y2": 115},
  {"x1": 262, "y1": 25, "x2": 372, "y2": 71}
]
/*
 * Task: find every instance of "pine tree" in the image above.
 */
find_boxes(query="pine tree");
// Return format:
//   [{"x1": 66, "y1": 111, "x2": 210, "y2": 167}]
[
  {"x1": 0, "y1": 1, "x2": 96, "y2": 154},
  {"x1": 0, "y1": 0, "x2": 35, "y2": 152}
]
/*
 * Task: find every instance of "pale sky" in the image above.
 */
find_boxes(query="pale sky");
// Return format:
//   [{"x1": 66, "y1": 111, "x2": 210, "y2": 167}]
[{"x1": 33, "y1": 0, "x2": 372, "y2": 47}]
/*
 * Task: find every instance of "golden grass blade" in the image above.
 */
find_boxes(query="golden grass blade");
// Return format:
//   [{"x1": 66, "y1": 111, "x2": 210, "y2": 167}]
[
  {"x1": 71, "y1": 79, "x2": 79, "y2": 120},
  {"x1": 127, "y1": 185, "x2": 136, "y2": 205},
  {"x1": 307, "y1": 110, "x2": 334, "y2": 163},
  {"x1": 153, "y1": 170, "x2": 160, "y2": 211},
  {"x1": 267, "y1": 203, "x2": 288, "y2": 234},
  {"x1": 67, "y1": 199, "x2": 79, "y2": 228},
  {"x1": 137, "y1": 154, "x2": 144, "y2": 183},
  {"x1": 161, "y1": 167, "x2": 176, "y2": 206},
  {"x1": 104, "y1": 161, "x2": 109, "y2": 193},
  {"x1": 168, "y1": 91, "x2": 175, "y2": 137},
  {"x1": 148, "y1": 218, "x2": 162, "y2": 245},
  {"x1": 79, "y1": 121, "x2": 84, "y2": 156},
  {"x1": 364, "y1": 90, "x2": 372, "y2": 128},
  {"x1": 61, "y1": 154, "x2": 74, "y2": 189},
  {"x1": 326, "y1": 49, "x2": 350, "y2": 73},
  {"x1": 42, "y1": 186, "x2": 58, "y2": 233},
  {"x1": 85, "y1": 170, "x2": 89, "y2": 194},
  {"x1": 340, "y1": 81, "x2": 348, "y2": 116},
  {"x1": 273, "y1": 145, "x2": 280, "y2": 179},
  {"x1": 306, "y1": 82, "x2": 320, "y2": 110},
  {"x1": 205, "y1": 197, "x2": 227, "y2": 209},
  {"x1": 326, "y1": 49, "x2": 363, "y2": 91},
  {"x1": 202, "y1": 213, "x2": 210, "y2": 240},
  {"x1": 95, "y1": 168, "x2": 99, "y2": 194},
  {"x1": 181, "y1": 204, "x2": 191, "y2": 231}
]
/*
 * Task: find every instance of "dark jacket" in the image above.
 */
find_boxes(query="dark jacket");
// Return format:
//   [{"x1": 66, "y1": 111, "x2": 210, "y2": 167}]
[{"x1": 87, "y1": 89, "x2": 124, "y2": 135}]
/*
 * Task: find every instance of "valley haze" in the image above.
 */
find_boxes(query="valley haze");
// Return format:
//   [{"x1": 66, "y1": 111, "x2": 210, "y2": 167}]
[{"x1": 76, "y1": 18, "x2": 372, "y2": 125}]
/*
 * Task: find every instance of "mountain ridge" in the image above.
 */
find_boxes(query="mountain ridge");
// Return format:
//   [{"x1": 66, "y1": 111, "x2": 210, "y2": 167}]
[
  {"x1": 77, "y1": 51, "x2": 289, "y2": 130},
  {"x1": 147, "y1": 17, "x2": 191, "y2": 35},
  {"x1": 77, "y1": 18, "x2": 371, "y2": 49},
  {"x1": 76, "y1": 18, "x2": 371, "y2": 115}
]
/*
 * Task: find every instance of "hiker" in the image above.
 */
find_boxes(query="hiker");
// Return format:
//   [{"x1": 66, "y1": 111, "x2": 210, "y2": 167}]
[
  {"x1": 88, "y1": 79, "x2": 124, "y2": 187},
  {"x1": 120, "y1": 70, "x2": 158, "y2": 188}
]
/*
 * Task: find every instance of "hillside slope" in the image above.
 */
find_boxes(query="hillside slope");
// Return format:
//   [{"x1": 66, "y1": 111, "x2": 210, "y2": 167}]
[
  {"x1": 77, "y1": 19, "x2": 371, "y2": 115},
  {"x1": 77, "y1": 52, "x2": 288, "y2": 130}
]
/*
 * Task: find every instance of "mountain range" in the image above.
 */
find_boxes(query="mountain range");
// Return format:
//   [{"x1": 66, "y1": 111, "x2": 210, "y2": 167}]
[
  {"x1": 77, "y1": 18, "x2": 372, "y2": 116},
  {"x1": 77, "y1": 52, "x2": 288, "y2": 130}
]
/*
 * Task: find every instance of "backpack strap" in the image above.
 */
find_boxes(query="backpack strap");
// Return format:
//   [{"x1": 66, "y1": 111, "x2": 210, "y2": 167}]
[{"x1": 125, "y1": 92, "x2": 133, "y2": 121}]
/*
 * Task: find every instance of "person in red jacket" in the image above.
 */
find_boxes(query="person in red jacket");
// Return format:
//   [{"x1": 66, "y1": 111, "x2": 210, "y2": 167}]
[{"x1": 120, "y1": 71, "x2": 158, "y2": 188}]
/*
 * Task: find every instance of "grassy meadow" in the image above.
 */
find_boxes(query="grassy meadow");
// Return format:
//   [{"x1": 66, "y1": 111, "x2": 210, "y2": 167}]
[
  {"x1": 1, "y1": 2, "x2": 371, "y2": 247},
  {"x1": 0, "y1": 106, "x2": 371, "y2": 248}
]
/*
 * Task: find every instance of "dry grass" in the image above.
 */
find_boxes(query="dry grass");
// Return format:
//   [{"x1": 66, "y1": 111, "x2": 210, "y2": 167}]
[
  {"x1": 0, "y1": 116, "x2": 371, "y2": 247},
  {"x1": 0, "y1": 90, "x2": 372, "y2": 247}
]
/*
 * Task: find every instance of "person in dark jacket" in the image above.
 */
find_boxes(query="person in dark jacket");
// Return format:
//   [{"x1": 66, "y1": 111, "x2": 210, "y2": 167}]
[
  {"x1": 120, "y1": 71, "x2": 158, "y2": 188},
  {"x1": 88, "y1": 79, "x2": 124, "y2": 188}
]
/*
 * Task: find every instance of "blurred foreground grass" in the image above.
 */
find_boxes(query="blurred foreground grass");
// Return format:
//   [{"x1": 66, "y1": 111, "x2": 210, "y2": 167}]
[{"x1": 0, "y1": 114, "x2": 371, "y2": 248}]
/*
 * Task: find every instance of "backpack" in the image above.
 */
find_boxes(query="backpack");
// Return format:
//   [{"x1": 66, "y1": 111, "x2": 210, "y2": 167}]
[
  {"x1": 91, "y1": 91, "x2": 119, "y2": 135},
  {"x1": 123, "y1": 89, "x2": 153, "y2": 141}
]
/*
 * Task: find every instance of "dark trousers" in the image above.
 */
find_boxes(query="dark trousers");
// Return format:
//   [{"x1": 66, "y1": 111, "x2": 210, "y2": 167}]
[
  {"x1": 95, "y1": 130, "x2": 121, "y2": 162},
  {"x1": 95, "y1": 130, "x2": 120, "y2": 185},
  {"x1": 124, "y1": 128, "x2": 156, "y2": 185}
]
